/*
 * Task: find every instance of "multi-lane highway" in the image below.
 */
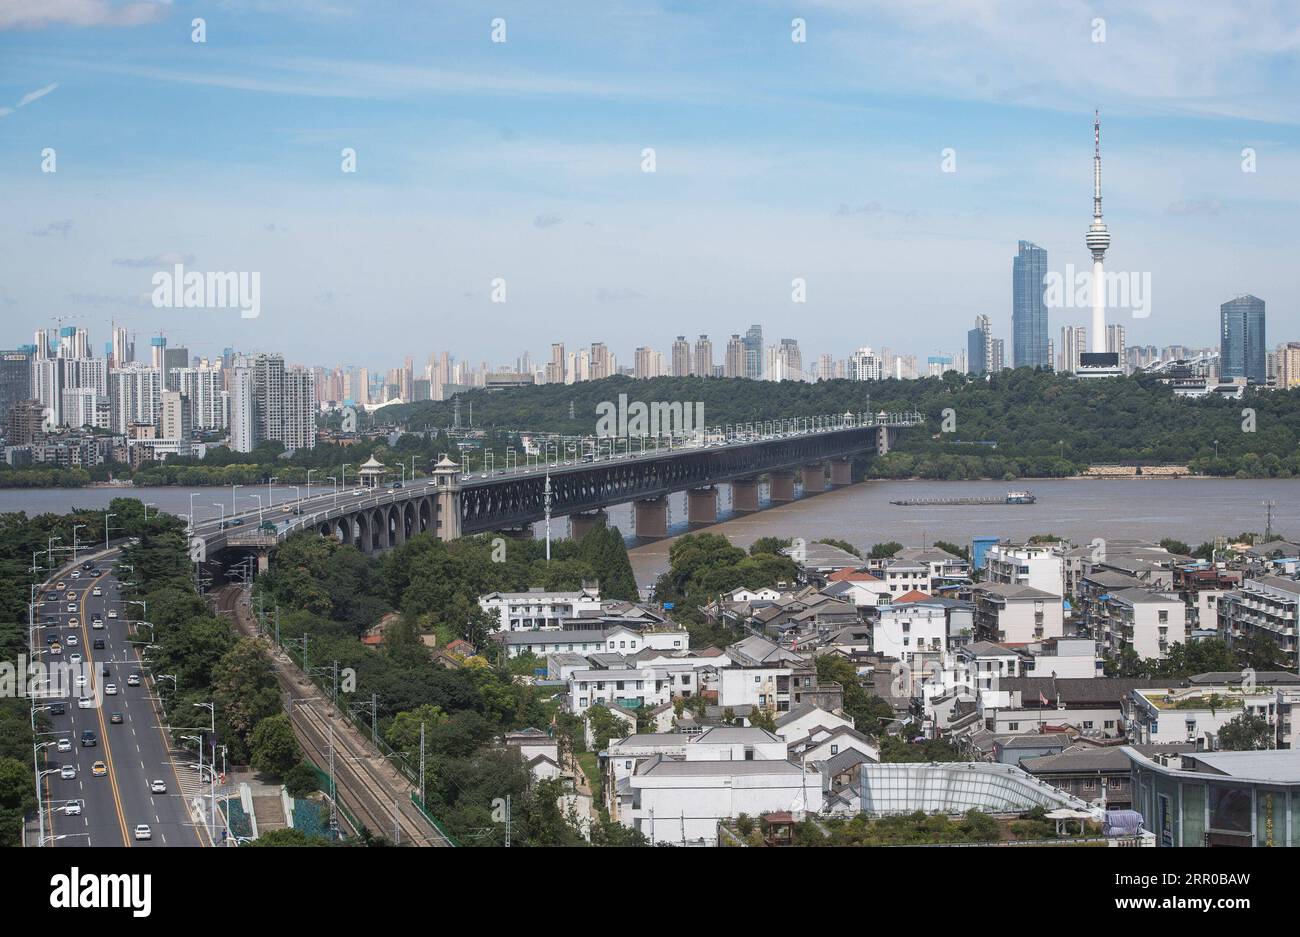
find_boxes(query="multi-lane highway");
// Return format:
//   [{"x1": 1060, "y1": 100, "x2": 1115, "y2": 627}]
[{"x1": 34, "y1": 554, "x2": 208, "y2": 848}]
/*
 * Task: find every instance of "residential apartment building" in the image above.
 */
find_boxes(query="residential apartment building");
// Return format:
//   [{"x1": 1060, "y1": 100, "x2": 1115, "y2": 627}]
[
  {"x1": 1218, "y1": 576, "x2": 1300, "y2": 671},
  {"x1": 478, "y1": 587, "x2": 602, "y2": 631}
]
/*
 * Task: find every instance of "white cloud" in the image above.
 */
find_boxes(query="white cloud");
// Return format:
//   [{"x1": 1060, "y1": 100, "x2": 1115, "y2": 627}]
[{"x1": 0, "y1": 0, "x2": 170, "y2": 30}]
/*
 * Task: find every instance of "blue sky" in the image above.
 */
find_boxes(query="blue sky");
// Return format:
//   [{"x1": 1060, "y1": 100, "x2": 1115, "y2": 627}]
[{"x1": 2, "y1": 0, "x2": 1298, "y2": 369}]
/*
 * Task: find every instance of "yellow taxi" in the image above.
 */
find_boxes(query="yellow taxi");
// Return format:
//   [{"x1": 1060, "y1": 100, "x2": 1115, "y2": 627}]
[{"x1": 91, "y1": 761, "x2": 108, "y2": 777}]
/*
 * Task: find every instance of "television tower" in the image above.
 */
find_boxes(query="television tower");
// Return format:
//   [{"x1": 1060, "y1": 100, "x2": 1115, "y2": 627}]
[{"x1": 1085, "y1": 109, "x2": 1111, "y2": 354}]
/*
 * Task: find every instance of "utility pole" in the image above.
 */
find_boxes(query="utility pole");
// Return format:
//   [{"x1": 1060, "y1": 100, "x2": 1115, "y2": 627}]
[
  {"x1": 371, "y1": 692, "x2": 378, "y2": 747},
  {"x1": 504, "y1": 794, "x2": 511, "y2": 847},
  {"x1": 419, "y1": 721, "x2": 426, "y2": 805},
  {"x1": 1264, "y1": 500, "x2": 1276, "y2": 542}
]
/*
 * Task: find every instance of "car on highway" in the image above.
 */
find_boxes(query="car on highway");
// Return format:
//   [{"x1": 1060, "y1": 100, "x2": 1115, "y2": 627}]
[
  {"x1": 92, "y1": 639, "x2": 104, "y2": 650},
  {"x1": 55, "y1": 581, "x2": 66, "y2": 590},
  {"x1": 46, "y1": 591, "x2": 57, "y2": 600},
  {"x1": 134, "y1": 824, "x2": 152, "y2": 840},
  {"x1": 106, "y1": 609, "x2": 118, "y2": 619},
  {"x1": 63, "y1": 801, "x2": 81, "y2": 816},
  {"x1": 91, "y1": 587, "x2": 102, "y2": 597},
  {"x1": 92, "y1": 619, "x2": 104, "y2": 630},
  {"x1": 105, "y1": 683, "x2": 118, "y2": 696},
  {"x1": 67, "y1": 603, "x2": 78, "y2": 613},
  {"x1": 70, "y1": 570, "x2": 81, "y2": 580},
  {"x1": 110, "y1": 712, "x2": 123, "y2": 724},
  {"x1": 49, "y1": 642, "x2": 62, "y2": 656},
  {"x1": 77, "y1": 697, "x2": 93, "y2": 709},
  {"x1": 127, "y1": 674, "x2": 141, "y2": 687},
  {"x1": 60, "y1": 765, "x2": 76, "y2": 780},
  {"x1": 80, "y1": 730, "x2": 97, "y2": 747},
  {"x1": 91, "y1": 761, "x2": 107, "y2": 777},
  {"x1": 45, "y1": 634, "x2": 58, "y2": 645},
  {"x1": 65, "y1": 634, "x2": 77, "y2": 647},
  {"x1": 68, "y1": 653, "x2": 81, "y2": 665},
  {"x1": 49, "y1": 701, "x2": 65, "y2": 715},
  {"x1": 68, "y1": 617, "x2": 78, "y2": 627},
  {"x1": 74, "y1": 675, "x2": 86, "y2": 688},
  {"x1": 82, "y1": 561, "x2": 92, "y2": 570},
  {"x1": 150, "y1": 780, "x2": 166, "y2": 794},
  {"x1": 56, "y1": 738, "x2": 71, "y2": 752}
]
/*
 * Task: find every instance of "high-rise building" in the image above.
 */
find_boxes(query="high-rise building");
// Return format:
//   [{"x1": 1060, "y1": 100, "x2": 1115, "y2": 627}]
[
  {"x1": 544, "y1": 343, "x2": 566, "y2": 384},
  {"x1": 848, "y1": 347, "x2": 884, "y2": 382},
  {"x1": 1060, "y1": 325, "x2": 1087, "y2": 374},
  {"x1": 671, "y1": 336, "x2": 691, "y2": 377},
  {"x1": 177, "y1": 366, "x2": 228, "y2": 431},
  {"x1": 111, "y1": 324, "x2": 133, "y2": 367},
  {"x1": 229, "y1": 354, "x2": 316, "y2": 453},
  {"x1": 743, "y1": 324, "x2": 763, "y2": 379},
  {"x1": 693, "y1": 335, "x2": 713, "y2": 378},
  {"x1": 990, "y1": 338, "x2": 1005, "y2": 373},
  {"x1": 108, "y1": 365, "x2": 163, "y2": 434},
  {"x1": 589, "y1": 342, "x2": 611, "y2": 380},
  {"x1": 1012, "y1": 240, "x2": 1049, "y2": 369},
  {"x1": 0, "y1": 349, "x2": 33, "y2": 435},
  {"x1": 163, "y1": 346, "x2": 188, "y2": 390},
  {"x1": 159, "y1": 390, "x2": 192, "y2": 440},
  {"x1": 1106, "y1": 323, "x2": 1126, "y2": 373},
  {"x1": 776, "y1": 338, "x2": 802, "y2": 381},
  {"x1": 724, "y1": 335, "x2": 744, "y2": 378},
  {"x1": 1275, "y1": 342, "x2": 1300, "y2": 389},
  {"x1": 1220, "y1": 295, "x2": 1266, "y2": 384},
  {"x1": 967, "y1": 315, "x2": 993, "y2": 375},
  {"x1": 149, "y1": 335, "x2": 167, "y2": 370}
]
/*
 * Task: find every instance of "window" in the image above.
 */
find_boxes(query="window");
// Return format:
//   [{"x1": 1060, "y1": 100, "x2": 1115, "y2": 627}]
[
  {"x1": 1082, "y1": 721, "x2": 1094, "y2": 729},
  {"x1": 1008, "y1": 722, "x2": 1020, "y2": 731},
  {"x1": 1158, "y1": 610, "x2": 1169, "y2": 624},
  {"x1": 830, "y1": 744, "x2": 839, "y2": 755}
]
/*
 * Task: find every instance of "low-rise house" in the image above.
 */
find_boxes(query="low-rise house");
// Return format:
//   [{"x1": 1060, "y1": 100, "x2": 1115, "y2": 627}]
[
  {"x1": 479, "y1": 586, "x2": 601, "y2": 631},
  {"x1": 622, "y1": 756, "x2": 822, "y2": 845},
  {"x1": 502, "y1": 623, "x2": 688, "y2": 659},
  {"x1": 874, "y1": 593, "x2": 948, "y2": 664},
  {"x1": 822, "y1": 568, "x2": 892, "y2": 607},
  {"x1": 1126, "y1": 683, "x2": 1284, "y2": 749},
  {"x1": 977, "y1": 676, "x2": 1149, "y2": 739},
  {"x1": 984, "y1": 542, "x2": 1066, "y2": 596},
  {"x1": 568, "y1": 667, "x2": 671, "y2": 715},
  {"x1": 785, "y1": 723, "x2": 879, "y2": 764},
  {"x1": 773, "y1": 703, "x2": 854, "y2": 742}
]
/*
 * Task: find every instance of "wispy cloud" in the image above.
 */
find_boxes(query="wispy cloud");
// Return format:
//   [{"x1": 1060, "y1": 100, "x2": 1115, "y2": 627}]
[
  {"x1": 112, "y1": 250, "x2": 194, "y2": 267},
  {"x1": 0, "y1": 0, "x2": 170, "y2": 31},
  {"x1": 0, "y1": 81, "x2": 59, "y2": 118},
  {"x1": 30, "y1": 220, "x2": 73, "y2": 237},
  {"x1": 533, "y1": 213, "x2": 563, "y2": 229}
]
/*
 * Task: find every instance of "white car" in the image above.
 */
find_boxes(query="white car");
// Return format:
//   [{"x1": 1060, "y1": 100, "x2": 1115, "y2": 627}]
[
  {"x1": 65, "y1": 634, "x2": 78, "y2": 647},
  {"x1": 64, "y1": 801, "x2": 82, "y2": 816},
  {"x1": 67, "y1": 604, "x2": 78, "y2": 613},
  {"x1": 91, "y1": 587, "x2": 102, "y2": 597},
  {"x1": 60, "y1": 765, "x2": 76, "y2": 780},
  {"x1": 104, "y1": 684, "x2": 117, "y2": 696},
  {"x1": 150, "y1": 779, "x2": 166, "y2": 794},
  {"x1": 70, "y1": 571, "x2": 81, "y2": 580},
  {"x1": 133, "y1": 825, "x2": 152, "y2": 841},
  {"x1": 69, "y1": 654, "x2": 82, "y2": 665},
  {"x1": 77, "y1": 696, "x2": 93, "y2": 709},
  {"x1": 74, "y1": 675, "x2": 86, "y2": 688},
  {"x1": 106, "y1": 609, "x2": 118, "y2": 619},
  {"x1": 56, "y1": 738, "x2": 71, "y2": 752}
]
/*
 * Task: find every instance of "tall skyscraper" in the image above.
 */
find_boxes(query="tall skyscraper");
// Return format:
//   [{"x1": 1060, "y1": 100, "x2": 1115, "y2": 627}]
[
  {"x1": 848, "y1": 347, "x2": 884, "y2": 381},
  {"x1": 1276, "y1": 342, "x2": 1300, "y2": 389},
  {"x1": 743, "y1": 324, "x2": 763, "y2": 379},
  {"x1": 967, "y1": 315, "x2": 993, "y2": 375},
  {"x1": 1060, "y1": 325, "x2": 1087, "y2": 374},
  {"x1": 159, "y1": 390, "x2": 192, "y2": 440},
  {"x1": 1012, "y1": 241, "x2": 1049, "y2": 369},
  {"x1": 671, "y1": 336, "x2": 691, "y2": 376},
  {"x1": 0, "y1": 349, "x2": 33, "y2": 434},
  {"x1": 693, "y1": 335, "x2": 713, "y2": 378},
  {"x1": 1220, "y1": 295, "x2": 1266, "y2": 384},
  {"x1": 724, "y1": 335, "x2": 744, "y2": 378}
]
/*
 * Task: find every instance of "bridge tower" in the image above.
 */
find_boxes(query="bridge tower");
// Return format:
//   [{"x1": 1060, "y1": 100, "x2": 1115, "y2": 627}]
[{"x1": 432, "y1": 455, "x2": 462, "y2": 540}]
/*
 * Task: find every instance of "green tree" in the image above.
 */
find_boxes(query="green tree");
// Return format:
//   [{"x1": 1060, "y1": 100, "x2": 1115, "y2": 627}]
[
  {"x1": 1217, "y1": 712, "x2": 1273, "y2": 751},
  {"x1": 250, "y1": 714, "x2": 302, "y2": 778}
]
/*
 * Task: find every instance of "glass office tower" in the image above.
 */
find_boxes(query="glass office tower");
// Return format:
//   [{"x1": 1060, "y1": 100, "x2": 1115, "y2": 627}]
[
  {"x1": 1012, "y1": 241, "x2": 1050, "y2": 369},
  {"x1": 1220, "y1": 295, "x2": 1266, "y2": 384}
]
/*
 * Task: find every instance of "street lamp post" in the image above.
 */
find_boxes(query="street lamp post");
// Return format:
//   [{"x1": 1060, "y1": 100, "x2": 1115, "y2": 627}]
[{"x1": 231, "y1": 484, "x2": 242, "y2": 516}]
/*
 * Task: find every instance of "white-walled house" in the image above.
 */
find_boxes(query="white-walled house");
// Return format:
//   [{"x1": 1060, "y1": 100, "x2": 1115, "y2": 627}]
[
  {"x1": 1101, "y1": 589, "x2": 1187, "y2": 660},
  {"x1": 873, "y1": 597, "x2": 949, "y2": 664},
  {"x1": 774, "y1": 704, "x2": 854, "y2": 742},
  {"x1": 971, "y1": 583, "x2": 1064, "y2": 644},
  {"x1": 568, "y1": 668, "x2": 671, "y2": 715},
  {"x1": 623, "y1": 756, "x2": 822, "y2": 845},
  {"x1": 984, "y1": 543, "x2": 1066, "y2": 597},
  {"x1": 479, "y1": 587, "x2": 601, "y2": 631},
  {"x1": 503, "y1": 624, "x2": 689, "y2": 659}
]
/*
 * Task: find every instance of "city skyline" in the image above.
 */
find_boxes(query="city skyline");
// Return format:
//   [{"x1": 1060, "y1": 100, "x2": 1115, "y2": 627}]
[{"x1": 3, "y1": 2, "x2": 1298, "y2": 365}]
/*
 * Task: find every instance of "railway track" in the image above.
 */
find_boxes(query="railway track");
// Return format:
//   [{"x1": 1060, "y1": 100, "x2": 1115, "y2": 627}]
[{"x1": 213, "y1": 585, "x2": 450, "y2": 847}]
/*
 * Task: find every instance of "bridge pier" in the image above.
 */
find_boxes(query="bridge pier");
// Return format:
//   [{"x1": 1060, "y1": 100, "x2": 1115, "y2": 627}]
[
  {"x1": 687, "y1": 487, "x2": 718, "y2": 525},
  {"x1": 257, "y1": 550, "x2": 270, "y2": 574},
  {"x1": 731, "y1": 478, "x2": 759, "y2": 512},
  {"x1": 830, "y1": 459, "x2": 853, "y2": 486},
  {"x1": 569, "y1": 511, "x2": 608, "y2": 540},
  {"x1": 801, "y1": 464, "x2": 827, "y2": 495},
  {"x1": 634, "y1": 497, "x2": 669, "y2": 538},
  {"x1": 877, "y1": 427, "x2": 891, "y2": 456},
  {"x1": 768, "y1": 471, "x2": 796, "y2": 503}
]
